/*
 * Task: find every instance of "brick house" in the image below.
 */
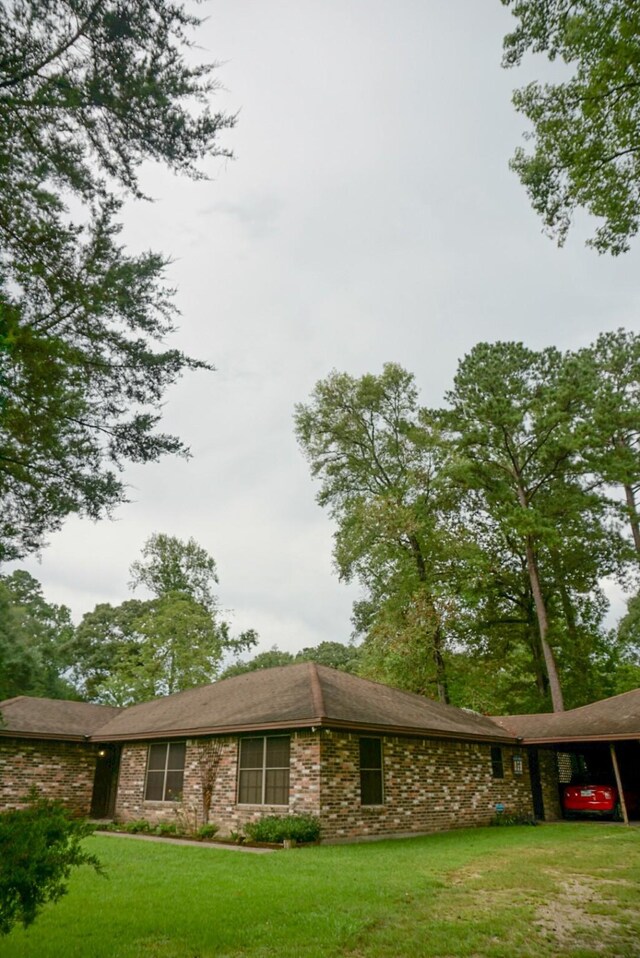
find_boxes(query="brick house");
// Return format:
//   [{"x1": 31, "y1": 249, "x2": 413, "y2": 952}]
[{"x1": 1, "y1": 663, "x2": 563, "y2": 840}]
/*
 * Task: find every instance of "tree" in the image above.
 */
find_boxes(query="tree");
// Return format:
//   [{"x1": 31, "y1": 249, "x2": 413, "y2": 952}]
[
  {"x1": 0, "y1": 1, "x2": 235, "y2": 561},
  {"x1": 220, "y1": 647, "x2": 295, "y2": 679},
  {"x1": 295, "y1": 364, "x2": 455, "y2": 702},
  {"x1": 129, "y1": 533, "x2": 220, "y2": 612},
  {"x1": 0, "y1": 571, "x2": 75, "y2": 700},
  {"x1": 614, "y1": 591, "x2": 640, "y2": 691},
  {"x1": 443, "y1": 340, "x2": 618, "y2": 712},
  {"x1": 67, "y1": 535, "x2": 257, "y2": 704},
  {"x1": 64, "y1": 599, "x2": 151, "y2": 702},
  {"x1": 0, "y1": 792, "x2": 101, "y2": 936},
  {"x1": 576, "y1": 329, "x2": 640, "y2": 555},
  {"x1": 220, "y1": 641, "x2": 363, "y2": 680},
  {"x1": 296, "y1": 640, "x2": 362, "y2": 672},
  {"x1": 502, "y1": 0, "x2": 640, "y2": 253}
]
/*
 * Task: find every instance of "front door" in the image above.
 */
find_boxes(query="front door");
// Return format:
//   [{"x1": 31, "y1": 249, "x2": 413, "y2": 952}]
[{"x1": 90, "y1": 746, "x2": 121, "y2": 818}]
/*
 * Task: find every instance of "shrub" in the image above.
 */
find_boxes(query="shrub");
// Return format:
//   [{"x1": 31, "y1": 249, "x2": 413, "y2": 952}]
[
  {"x1": 489, "y1": 812, "x2": 538, "y2": 827},
  {"x1": 154, "y1": 822, "x2": 179, "y2": 837},
  {"x1": 196, "y1": 823, "x2": 219, "y2": 841},
  {"x1": 244, "y1": 814, "x2": 321, "y2": 844},
  {"x1": 123, "y1": 819, "x2": 152, "y2": 834},
  {"x1": 0, "y1": 792, "x2": 102, "y2": 935}
]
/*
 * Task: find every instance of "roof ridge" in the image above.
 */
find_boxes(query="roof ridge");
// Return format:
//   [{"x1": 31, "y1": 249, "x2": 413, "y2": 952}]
[{"x1": 309, "y1": 662, "x2": 326, "y2": 718}]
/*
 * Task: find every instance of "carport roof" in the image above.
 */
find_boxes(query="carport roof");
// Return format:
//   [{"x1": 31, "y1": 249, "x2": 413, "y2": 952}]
[{"x1": 493, "y1": 688, "x2": 640, "y2": 743}]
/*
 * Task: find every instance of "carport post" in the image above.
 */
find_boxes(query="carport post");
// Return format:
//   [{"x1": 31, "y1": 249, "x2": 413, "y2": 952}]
[{"x1": 609, "y1": 743, "x2": 629, "y2": 826}]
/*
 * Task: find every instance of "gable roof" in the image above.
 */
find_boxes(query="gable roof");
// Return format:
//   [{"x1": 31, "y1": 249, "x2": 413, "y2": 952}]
[
  {"x1": 493, "y1": 687, "x2": 640, "y2": 743},
  {"x1": 89, "y1": 663, "x2": 516, "y2": 744},
  {"x1": 0, "y1": 697, "x2": 120, "y2": 741}
]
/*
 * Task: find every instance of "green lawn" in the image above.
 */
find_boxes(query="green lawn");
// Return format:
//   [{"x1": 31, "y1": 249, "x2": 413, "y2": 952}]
[{"x1": 4, "y1": 824, "x2": 640, "y2": 958}]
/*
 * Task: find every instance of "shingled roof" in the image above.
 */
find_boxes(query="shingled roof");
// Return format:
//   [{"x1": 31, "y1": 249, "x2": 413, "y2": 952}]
[
  {"x1": 89, "y1": 663, "x2": 516, "y2": 744},
  {"x1": 493, "y1": 687, "x2": 640, "y2": 743},
  {"x1": 0, "y1": 697, "x2": 120, "y2": 741}
]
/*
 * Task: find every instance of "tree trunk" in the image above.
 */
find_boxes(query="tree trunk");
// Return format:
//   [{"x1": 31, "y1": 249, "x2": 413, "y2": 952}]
[
  {"x1": 524, "y1": 594, "x2": 549, "y2": 698},
  {"x1": 515, "y1": 484, "x2": 564, "y2": 712},
  {"x1": 409, "y1": 534, "x2": 449, "y2": 704},
  {"x1": 623, "y1": 482, "x2": 640, "y2": 555},
  {"x1": 524, "y1": 538, "x2": 564, "y2": 712}
]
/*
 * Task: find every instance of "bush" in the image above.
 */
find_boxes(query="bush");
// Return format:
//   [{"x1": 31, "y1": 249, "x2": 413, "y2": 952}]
[
  {"x1": 0, "y1": 793, "x2": 102, "y2": 935},
  {"x1": 195, "y1": 824, "x2": 219, "y2": 841},
  {"x1": 489, "y1": 812, "x2": 538, "y2": 827},
  {"x1": 154, "y1": 822, "x2": 179, "y2": 837},
  {"x1": 244, "y1": 814, "x2": 321, "y2": 844},
  {"x1": 123, "y1": 820, "x2": 152, "y2": 834}
]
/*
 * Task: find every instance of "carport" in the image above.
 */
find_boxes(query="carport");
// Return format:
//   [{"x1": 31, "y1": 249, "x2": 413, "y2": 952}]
[{"x1": 494, "y1": 688, "x2": 640, "y2": 825}]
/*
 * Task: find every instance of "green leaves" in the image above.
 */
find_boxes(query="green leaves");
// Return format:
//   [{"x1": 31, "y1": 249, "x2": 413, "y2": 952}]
[
  {"x1": 503, "y1": 0, "x2": 640, "y2": 253},
  {"x1": 66, "y1": 534, "x2": 257, "y2": 704},
  {"x1": 0, "y1": 792, "x2": 101, "y2": 936},
  {"x1": 296, "y1": 332, "x2": 640, "y2": 712},
  {"x1": 0, "y1": 1, "x2": 234, "y2": 559}
]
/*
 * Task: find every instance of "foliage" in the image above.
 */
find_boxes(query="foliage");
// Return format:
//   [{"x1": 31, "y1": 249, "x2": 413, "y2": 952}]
[
  {"x1": 65, "y1": 534, "x2": 257, "y2": 704},
  {"x1": 296, "y1": 333, "x2": 640, "y2": 714},
  {"x1": 0, "y1": 571, "x2": 76, "y2": 700},
  {"x1": 489, "y1": 812, "x2": 538, "y2": 827},
  {"x1": 244, "y1": 814, "x2": 321, "y2": 844},
  {"x1": 220, "y1": 647, "x2": 295, "y2": 678},
  {"x1": 0, "y1": 792, "x2": 101, "y2": 935},
  {"x1": 0, "y1": 1, "x2": 235, "y2": 561},
  {"x1": 195, "y1": 823, "x2": 219, "y2": 841},
  {"x1": 502, "y1": 0, "x2": 640, "y2": 253},
  {"x1": 295, "y1": 363, "x2": 455, "y2": 703},
  {"x1": 129, "y1": 533, "x2": 220, "y2": 613},
  {"x1": 154, "y1": 822, "x2": 179, "y2": 837},
  {"x1": 220, "y1": 641, "x2": 362, "y2": 679},
  {"x1": 121, "y1": 820, "x2": 152, "y2": 834}
]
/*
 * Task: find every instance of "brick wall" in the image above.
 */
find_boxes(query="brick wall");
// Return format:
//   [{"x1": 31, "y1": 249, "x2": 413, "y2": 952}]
[
  {"x1": 0, "y1": 738, "x2": 97, "y2": 816},
  {"x1": 114, "y1": 732, "x2": 322, "y2": 833},
  {"x1": 113, "y1": 729, "x2": 537, "y2": 841},
  {"x1": 318, "y1": 730, "x2": 534, "y2": 841}
]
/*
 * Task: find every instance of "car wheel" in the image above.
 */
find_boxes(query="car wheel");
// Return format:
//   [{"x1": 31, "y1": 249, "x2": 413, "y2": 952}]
[{"x1": 612, "y1": 803, "x2": 623, "y2": 822}]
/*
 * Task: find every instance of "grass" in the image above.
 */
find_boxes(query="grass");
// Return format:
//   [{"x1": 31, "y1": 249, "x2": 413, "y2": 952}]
[{"x1": 4, "y1": 824, "x2": 640, "y2": 957}]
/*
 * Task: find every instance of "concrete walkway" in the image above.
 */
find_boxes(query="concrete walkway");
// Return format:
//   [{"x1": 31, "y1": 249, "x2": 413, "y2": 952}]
[{"x1": 95, "y1": 830, "x2": 277, "y2": 853}]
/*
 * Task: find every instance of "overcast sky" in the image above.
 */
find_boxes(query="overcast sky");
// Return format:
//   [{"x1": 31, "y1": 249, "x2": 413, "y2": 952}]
[{"x1": 14, "y1": 0, "x2": 640, "y2": 653}]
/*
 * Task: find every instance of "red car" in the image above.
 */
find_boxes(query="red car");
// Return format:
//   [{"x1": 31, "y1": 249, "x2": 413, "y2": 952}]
[{"x1": 562, "y1": 784, "x2": 638, "y2": 820}]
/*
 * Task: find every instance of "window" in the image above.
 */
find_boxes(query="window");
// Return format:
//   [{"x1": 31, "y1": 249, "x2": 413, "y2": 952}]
[
  {"x1": 145, "y1": 742, "x2": 185, "y2": 801},
  {"x1": 491, "y1": 746, "x2": 504, "y2": 779},
  {"x1": 238, "y1": 736, "x2": 290, "y2": 805},
  {"x1": 360, "y1": 737, "x2": 383, "y2": 805}
]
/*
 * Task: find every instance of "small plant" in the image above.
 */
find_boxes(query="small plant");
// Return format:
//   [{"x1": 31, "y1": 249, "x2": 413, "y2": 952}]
[
  {"x1": 490, "y1": 812, "x2": 538, "y2": 827},
  {"x1": 154, "y1": 822, "x2": 179, "y2": 837},
  {"x1": 173, "y1": 801, "x2": 200, "y2": 837},
  {"x1": 124, "y1": 819, "x2": 152, "y2": 834},
  {"x1": 229, "y1": 830, "x2": 245, "y2": 845},
  {"x1": 244, "y1": 814, "x2": 321, "y2": 844},
  {"x1": 0, "y1": 791, "x2": 102, "y2": 935},
  {"x1": 195, "y1": 823, "x2": 219, "y2": 841}
]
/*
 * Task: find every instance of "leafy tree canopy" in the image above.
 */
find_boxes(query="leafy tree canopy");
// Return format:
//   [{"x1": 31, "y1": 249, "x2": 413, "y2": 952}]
[
  {"x1": 0, "y1": 1, "x2": 235, "y2": 561},
  {"x1": 296, "y1": 332, "x2": 640, "y2": 714},
  {"x1": 503, "y1": 0, "x2": 640, "y2": 253},
  {"x1": 66, "y1": 534, "x2": 256, "y2": 704},
  {"x1": 0, "y1": 571, "x2": 75, "y2": 700}
]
